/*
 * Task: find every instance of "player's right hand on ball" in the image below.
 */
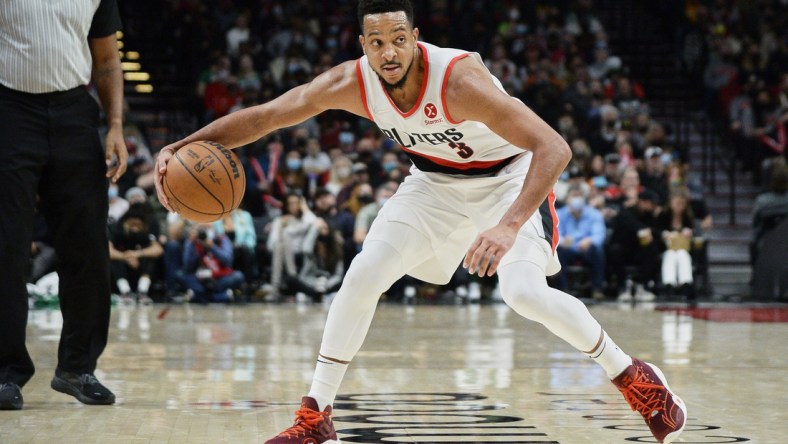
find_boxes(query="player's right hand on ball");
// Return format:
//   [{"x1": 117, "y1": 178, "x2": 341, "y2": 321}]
[{"x1": 155, "y1": 142, "x2": 183, "y2": 212}]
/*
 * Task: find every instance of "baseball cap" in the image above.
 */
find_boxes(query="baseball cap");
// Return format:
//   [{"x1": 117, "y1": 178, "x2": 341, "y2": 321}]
[
  {"x1": 644, "y1": 146, "x2": 663, "y2": 159},
  {"x1": 604, "y1": 153, "x2": 620, "y2": 164},
  {"x1": 125, "y1": 186, "x2": 147, "y2": 201},
  {"x1": 351, "y1": 162, "x2": 368, "y2": 174}
]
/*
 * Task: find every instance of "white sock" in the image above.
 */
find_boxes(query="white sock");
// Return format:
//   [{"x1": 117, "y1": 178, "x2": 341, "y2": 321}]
[
  {"x1": 586, "y1": 330, "x2": 633, "y2": 379},
  {"x1": 308, "y1": 357, "x2": 349, "y2": 411},
  {"x1": 117, "y1": 278, "x2": 131, "y2": 295},
  {"x1": 138, "y1": 276, "x2": 151, "y2": 294}
]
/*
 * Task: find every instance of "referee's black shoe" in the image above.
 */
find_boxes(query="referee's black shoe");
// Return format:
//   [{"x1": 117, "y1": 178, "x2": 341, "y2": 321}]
[
  {"x1": 51, "y1": 371, "x2": 115, "y2": 405},
  {"x1": 0, "y1": 382, "x2": 23, "y2": 410}
]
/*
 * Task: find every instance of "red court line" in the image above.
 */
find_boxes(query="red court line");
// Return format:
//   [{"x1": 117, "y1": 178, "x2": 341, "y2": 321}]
[{"x1": 659, "y1": 307, "x2": 788, "y2": 323}]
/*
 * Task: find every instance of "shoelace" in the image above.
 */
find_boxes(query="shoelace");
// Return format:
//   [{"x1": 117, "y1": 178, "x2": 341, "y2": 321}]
[
  {"x1": 280, "y1": 407, "x2": 329, "y2": 438},
  {"x1": 619, "y1": 366, "x2": 676, "y2": 428}
]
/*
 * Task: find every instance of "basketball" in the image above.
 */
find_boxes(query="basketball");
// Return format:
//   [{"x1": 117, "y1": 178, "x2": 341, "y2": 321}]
[{"x1": 162, "y1": 141, "x2": 246, "y2": 223}]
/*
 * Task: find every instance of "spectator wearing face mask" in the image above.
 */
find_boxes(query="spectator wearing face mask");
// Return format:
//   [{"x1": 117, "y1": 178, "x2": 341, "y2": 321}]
[
  {"x1": 325, "y1": 156, "x2": 354, "y2": 198},
  {"x1": 588, "y1": 104, "x2": 619, "y2": 156},
  {"x1": 641, "y1": 146, "x2": 670, "y2": 206},
  {"x1": 178, "y1": 223, "x2": 244, "y2": 303},
  {"x1": 353, "y1": 181, "x2": 398, "y2": 248},
  {"x1": 286, "y1": 218, "x2": 345, "y2": 303},
  {"x1": 108, "y1": 205, "x2": 164, "y2": 304},
  {"x1": 656, "y1": 192, "x2": 696, "y2": 299},
  {"x1": 375, "y1": 151, "x2": 407, "y2": 186},
  {"x1": 338, "y1": 164, "x2": 371, "y2": 213},
  {"x1": 280, "y1": 150, "x2": 308, "y2": 197},
  {"x1": 263, "y1": 193, "x2": 316, "y2": 299},
  {"x1": 123, "y1": 187, "x2": 160, "y2": 237},
  {"x1": 302, "y1": 137, "x2": 332, "y2": 195},
  {"x1": 609, "y1": 190, "x2": 663, "y2": 301},
  {"x1": 555, "y1": 185, "x2": 607, "y2": 300},
  {"x1": 312, "y1": 188, "x2": 357, "y2": 266},
  {"x1": 243, "y1": 139, "x2": 286, "y2": 216},
  {"x1": 213, "y1": 207, "x2": 258, "y2": 288},
  {"x1": 107, "y1": 183, "x2": 129, "y2": 225}
]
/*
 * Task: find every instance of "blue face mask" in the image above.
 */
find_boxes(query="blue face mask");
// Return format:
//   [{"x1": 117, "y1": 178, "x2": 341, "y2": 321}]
[
  {"x1": 568, "y1": 196, "x2": 585, "y2": 212},
  {"x1": 286, "y1": 158, "x2": 302, "y2": 171},
  {"x1": 383, "y1": 161, "x2": 398, "y2": 173},
  {"x1": 108, "y1": 187, "x2": 118, "y2": 199}
]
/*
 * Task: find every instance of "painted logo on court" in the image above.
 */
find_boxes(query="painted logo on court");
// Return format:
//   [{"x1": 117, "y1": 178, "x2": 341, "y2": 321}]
[{"x1": 189, "y1": 392, "x2": 752, "y2": 442}]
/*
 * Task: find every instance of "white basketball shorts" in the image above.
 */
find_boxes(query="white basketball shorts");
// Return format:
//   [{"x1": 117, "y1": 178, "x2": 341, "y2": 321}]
[{"x1": 365, "y1": 151, "x2": 561, "y2": 284}]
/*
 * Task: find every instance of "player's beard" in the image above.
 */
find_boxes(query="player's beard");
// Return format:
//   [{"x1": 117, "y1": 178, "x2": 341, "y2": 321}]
[{"x1": 378, "y1": 56, "x2": 415, "y2": 92}]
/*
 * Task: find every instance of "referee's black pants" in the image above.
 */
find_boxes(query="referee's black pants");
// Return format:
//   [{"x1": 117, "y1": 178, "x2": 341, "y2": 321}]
[{"x1": 0, "y1": 83, "x2": 111, "y2": 387}]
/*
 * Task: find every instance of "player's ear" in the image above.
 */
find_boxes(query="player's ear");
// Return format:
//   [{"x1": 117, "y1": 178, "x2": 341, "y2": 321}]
[
  {"x1": 412, "y1": 27, "x2": 419, "y2": 41},
  {"x1": 358, "y1": 35, "x2": 366, "y2": 54}
]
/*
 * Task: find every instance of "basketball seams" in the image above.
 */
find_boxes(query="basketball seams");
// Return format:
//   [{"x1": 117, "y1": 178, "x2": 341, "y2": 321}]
[
  {"x1": 173, "y1": 147, "x2": 226, "y2": 213},
  {"x1": 163, "y1": 174, "x2": 224, "y2": 218},
  {"x1": 195, "y1": 141, "x2": 237, "y2": 209},
  {"x1": 164, "y1": 140, "x2": 245, "y2": 223}
]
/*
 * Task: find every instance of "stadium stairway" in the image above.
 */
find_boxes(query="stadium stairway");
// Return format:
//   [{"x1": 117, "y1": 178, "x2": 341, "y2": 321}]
[{"x1": 598, "y1": 0, "x2": 755, "y2": 300}]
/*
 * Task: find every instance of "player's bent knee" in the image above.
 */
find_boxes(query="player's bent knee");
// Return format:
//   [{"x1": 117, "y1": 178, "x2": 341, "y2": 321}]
[
  {"x1": 498, "y1": 261, "x2": 554, "y2": 319},
  {"x1": 341, "y1": 240, "x2": 406, "y2": 296}
]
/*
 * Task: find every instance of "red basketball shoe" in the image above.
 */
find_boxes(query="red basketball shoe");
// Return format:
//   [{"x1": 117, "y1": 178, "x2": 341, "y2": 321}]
[
  {"x1": 264, "y1": 396, "x2": 339, "y2": 444},
  {"x1": 613, "y1": 358, "x2": 687, "y2": 443}
]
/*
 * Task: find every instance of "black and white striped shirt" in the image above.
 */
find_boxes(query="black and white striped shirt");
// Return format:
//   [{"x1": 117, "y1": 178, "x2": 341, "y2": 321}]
[{"x1": 0, "y1": 0, "x2": 121, "y2": 94}]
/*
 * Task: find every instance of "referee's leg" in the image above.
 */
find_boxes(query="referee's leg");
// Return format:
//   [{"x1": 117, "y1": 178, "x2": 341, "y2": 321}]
[
  {"x1": 40, "y1": 89, "x2": 111, "y2": 375},
  {"x1": 0, "y1": 86, "x2": 48, "y2": 387}
]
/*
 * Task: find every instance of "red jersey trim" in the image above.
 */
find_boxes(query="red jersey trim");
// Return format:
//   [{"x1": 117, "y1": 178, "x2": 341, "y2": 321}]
[
  {"x1": 355, "y1": 59, "x2": 374, "y2": 121},
  {"x1": 381, "y1": 42, "x2": 430, "y2": 118},
  {"x1": 399, "y1": 144, "x2": 509, "y2": 170},
  {"x1": 547, "y1": 190, "x2": 559, "y2": 254},
  {"x1": 440, "y1": 53, "x2": 470, "y2": 125}
]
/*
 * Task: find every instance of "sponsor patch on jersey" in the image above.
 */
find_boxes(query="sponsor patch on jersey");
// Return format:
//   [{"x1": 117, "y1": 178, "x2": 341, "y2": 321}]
[{"x1": 423, "y1": 102, "x2": 444, "y2": 125}]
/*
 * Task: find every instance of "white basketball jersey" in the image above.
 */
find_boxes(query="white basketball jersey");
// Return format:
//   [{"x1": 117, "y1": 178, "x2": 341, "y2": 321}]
[{"x1": 356, "y1": 42, "x2": 526, "y2": 175}]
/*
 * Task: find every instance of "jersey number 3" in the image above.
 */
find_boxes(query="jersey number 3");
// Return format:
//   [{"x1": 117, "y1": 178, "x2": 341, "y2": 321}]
[{"x1": 448, "y1": 142, "x2": 474, "y2": 159}]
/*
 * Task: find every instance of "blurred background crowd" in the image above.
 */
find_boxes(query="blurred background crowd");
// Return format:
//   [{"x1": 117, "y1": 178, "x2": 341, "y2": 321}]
[{"x1": 28, "y1": 0, "x2": 788, "y2": 305}]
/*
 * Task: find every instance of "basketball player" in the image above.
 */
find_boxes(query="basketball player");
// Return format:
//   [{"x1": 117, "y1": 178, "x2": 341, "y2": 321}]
[{"x1": 154, "y1": 1, "x2": 686, "y2": 442}]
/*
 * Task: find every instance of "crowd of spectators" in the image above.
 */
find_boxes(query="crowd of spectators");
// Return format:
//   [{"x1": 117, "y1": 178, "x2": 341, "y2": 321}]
[
  {"x1": 675, "y1": 0, "x2": 787, "y2": 276},
  {"x1": 25, "y1": 1, "x2": 729, "y2": 304},
  {"x1": 680, "y1": 0, "x2": 788, "y2": 184}
]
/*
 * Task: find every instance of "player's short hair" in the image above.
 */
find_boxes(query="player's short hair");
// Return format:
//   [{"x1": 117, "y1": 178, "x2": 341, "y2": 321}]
[{"x1": 357, "y1": 0, "x2": 414, "y2": 31}]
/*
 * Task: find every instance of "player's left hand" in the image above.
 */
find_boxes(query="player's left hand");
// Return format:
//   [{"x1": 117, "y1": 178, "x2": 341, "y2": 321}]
[
  {"x1": 154, "y1": 141, "x2": 188, "y2": 212},
  {"x1": 104, "y1": 126, "x2": 128, "y2": 183},
  {"x1": 463, "y1": 224, "x2": 518, "y2": 277}
]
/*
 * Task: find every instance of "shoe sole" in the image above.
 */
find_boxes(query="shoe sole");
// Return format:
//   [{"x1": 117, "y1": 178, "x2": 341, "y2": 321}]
[
  {"x1": 50, "y1": 377, "x2": 115, "y2": 405},
  {"x1": 0, "y1": 400, "x2": 23, "y2": 410},
  {"x1": 647, "y1": 363, "x2": 687, "y2": 444}
]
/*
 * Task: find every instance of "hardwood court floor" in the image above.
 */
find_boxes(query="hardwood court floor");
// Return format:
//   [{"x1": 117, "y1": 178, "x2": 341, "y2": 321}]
[{"x1": 2, "y1": 300, "x2": 787, "y2": 443}]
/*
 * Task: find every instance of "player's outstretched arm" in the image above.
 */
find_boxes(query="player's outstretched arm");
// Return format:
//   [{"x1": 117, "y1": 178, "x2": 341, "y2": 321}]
[
  {"x1": 449, "y1": 57, "x2": 571, "y2": 276},
  {"x1": 154, "y1": 60, "x2": 366, "y2": 210}
]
